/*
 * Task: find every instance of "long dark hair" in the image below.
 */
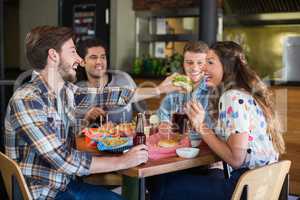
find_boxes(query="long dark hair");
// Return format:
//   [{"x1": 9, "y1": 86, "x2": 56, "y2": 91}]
[{"x1": 210, "y1": 41, "x2": 285, "y2": 154}]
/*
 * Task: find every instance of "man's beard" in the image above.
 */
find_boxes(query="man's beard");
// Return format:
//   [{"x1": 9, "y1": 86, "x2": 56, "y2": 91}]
[{"x1": 58, "y1": 59, "x2": 77, "y2": 83}]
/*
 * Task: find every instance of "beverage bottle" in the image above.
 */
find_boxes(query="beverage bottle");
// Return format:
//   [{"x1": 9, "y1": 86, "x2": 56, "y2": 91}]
[{"x1": 133, "y1": 113, "x2": 146, "y2": 145}]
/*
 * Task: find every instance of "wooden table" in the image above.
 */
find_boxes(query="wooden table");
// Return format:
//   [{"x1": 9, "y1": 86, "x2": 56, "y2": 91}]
[{"x1": 76, "y1": 136, "x2": 220, "y2": 200}]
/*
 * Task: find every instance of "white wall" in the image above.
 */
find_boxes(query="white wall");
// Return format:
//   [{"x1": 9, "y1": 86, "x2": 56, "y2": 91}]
[
  {"x1": 19, "y1": 0, "x2": 58, "y2": 69},
  {"x1": 110, "y1": 0, "x2": 136, "y2": 72}
]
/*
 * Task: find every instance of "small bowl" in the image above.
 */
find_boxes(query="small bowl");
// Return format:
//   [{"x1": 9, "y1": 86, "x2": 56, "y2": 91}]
[
  {"x1": 176, "y1": 147, "x2": 199, "y2": 158},
  {"x1": 190, "y1": 139, "x2": 201, "y2": 147}
]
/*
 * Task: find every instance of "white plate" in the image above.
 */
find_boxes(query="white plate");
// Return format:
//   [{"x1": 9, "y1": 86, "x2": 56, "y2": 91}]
[{"x1": 176, "y1": 147, "x2": 199, "y2": 158}]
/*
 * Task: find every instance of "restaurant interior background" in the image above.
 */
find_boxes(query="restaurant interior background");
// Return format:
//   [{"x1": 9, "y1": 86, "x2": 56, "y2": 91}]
[{"x1": 1, "y1": 0, "x2": 300, "y2": 196}]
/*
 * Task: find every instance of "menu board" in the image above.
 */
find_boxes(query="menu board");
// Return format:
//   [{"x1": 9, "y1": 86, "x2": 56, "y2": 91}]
[{"x1": 73, "y1": 4, "x2": 97, "y2": 41}]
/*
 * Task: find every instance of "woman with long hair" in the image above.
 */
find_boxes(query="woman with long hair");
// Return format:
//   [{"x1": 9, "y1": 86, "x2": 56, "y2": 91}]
[{"x1": 149, "y1": 41, "x2": 285, "y2": 200}]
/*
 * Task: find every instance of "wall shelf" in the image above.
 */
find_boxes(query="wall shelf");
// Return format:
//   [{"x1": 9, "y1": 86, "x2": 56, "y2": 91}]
[
  {"x1": 135, "y1": 8, "x2": 201, "y2": 58},
  {"x1": 135, "y1": 8, "x2": 223, "y2": 58}
]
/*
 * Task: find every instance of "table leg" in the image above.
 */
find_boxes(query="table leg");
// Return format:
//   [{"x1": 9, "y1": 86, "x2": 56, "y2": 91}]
[
  {"x1": 279, "y1": 174, "x2": 289, "y2": 200},
  {"x1": 139, "y1": 177, "x2": 146, "y2": 200},
  {"x1": 122, "y1": 176, "x2": 146, "y2": 200}
]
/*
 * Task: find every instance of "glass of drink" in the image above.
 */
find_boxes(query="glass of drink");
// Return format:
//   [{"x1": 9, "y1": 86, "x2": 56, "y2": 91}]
[
  {"x1": 172, "y1": 112, "x2": 188, "y2": 134},
  {"x1": 171, "y1": 96, "x2": 188, "y2": 134}
]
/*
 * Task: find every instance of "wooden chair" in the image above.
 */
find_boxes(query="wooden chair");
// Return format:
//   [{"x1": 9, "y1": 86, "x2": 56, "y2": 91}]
[
  {"x1": 231, "y1": 160, "x2": 291, "y2": 200},
  {"x1": 0, "y1": 152, "x2": 32, "y2": 200}
]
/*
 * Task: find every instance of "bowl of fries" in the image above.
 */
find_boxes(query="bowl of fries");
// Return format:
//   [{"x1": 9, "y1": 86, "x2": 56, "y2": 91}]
[{"x1": 97, "y1": 137, "x2": 133, "y2": 152}]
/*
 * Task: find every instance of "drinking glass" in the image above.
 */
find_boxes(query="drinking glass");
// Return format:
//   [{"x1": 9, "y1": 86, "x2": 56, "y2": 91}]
[{"x1": 171, "y1": 96, "x2": 188, "y2": 134}]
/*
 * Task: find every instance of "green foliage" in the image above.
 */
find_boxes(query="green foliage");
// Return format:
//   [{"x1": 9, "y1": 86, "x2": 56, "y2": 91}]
[
  {"x1": 132, "y1": 53, "x2": 183, "y2": 77},
  {"x1": 166, "y1": 52, "x2": 184, "y2": 73},
  {"x1": 132, "y1": 57, "x2": 143, "y2": 75}
]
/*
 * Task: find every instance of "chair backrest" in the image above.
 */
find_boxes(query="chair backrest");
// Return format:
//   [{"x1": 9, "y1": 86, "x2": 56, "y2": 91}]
[
  {"x1": 0, "y1": 152, "x2": 32, "y2": 200},
  {"x1": 231, "y1": 160, "x2": 291, "y2": 200}
]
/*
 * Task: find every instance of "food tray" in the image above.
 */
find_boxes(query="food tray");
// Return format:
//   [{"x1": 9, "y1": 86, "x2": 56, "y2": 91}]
[{"x1": 96, "y1": 137, "x2": 133, "y2": 153}]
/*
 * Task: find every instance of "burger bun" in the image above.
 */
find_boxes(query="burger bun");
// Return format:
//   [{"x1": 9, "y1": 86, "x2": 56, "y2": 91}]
[{"x1": 158, "y1": 139, "x2": 179, "y2": 148}]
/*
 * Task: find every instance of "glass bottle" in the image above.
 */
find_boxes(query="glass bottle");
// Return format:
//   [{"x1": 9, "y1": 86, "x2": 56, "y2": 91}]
[{"x1": 133, "y1": 113, "x2": 146, "y2": 145}]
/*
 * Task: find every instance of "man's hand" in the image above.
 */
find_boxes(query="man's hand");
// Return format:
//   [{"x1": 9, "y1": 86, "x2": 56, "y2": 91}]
[
  {"x1": 89, "y1": 144, "x2": 148, "y2": 173},
  {"x1": 132, "y1": 73, "x2": 187, "y2": 102},
  {"x1": 84, "y1": 107, "x2": 106, "y2": 124},
  {"x1": 157, "y1": 73, "x2": 186, "y2": 94},
  {"x1": 120, "y1": 144, "x2": 148, "y2": 168}
]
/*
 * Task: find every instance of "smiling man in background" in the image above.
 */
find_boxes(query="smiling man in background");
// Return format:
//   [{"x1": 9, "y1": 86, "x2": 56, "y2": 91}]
[
  {"x1": 76, "y1": 38, "x2": 146, "y2": 124},
  {"x1": 157, "y1": 41, "x2": 213, "y2": 129}
]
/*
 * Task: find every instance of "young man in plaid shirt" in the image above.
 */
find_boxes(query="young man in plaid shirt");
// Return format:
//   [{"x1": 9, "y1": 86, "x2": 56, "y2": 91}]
[{"x1": 4, "y1": 26, "x2": 182, "y2": 200}]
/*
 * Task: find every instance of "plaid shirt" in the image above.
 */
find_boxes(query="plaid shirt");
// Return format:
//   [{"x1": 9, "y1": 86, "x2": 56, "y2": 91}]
[
  {"x1": 5, "y1": 73, "x2": 134, "y2": 199},
  {"x1": 157, "y1": 80, "x2": 214, "y2": 131}
]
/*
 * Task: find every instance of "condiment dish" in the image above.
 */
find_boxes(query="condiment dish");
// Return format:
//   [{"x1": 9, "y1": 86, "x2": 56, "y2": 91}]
[{"x1": 176, "y1": 147, "x2": 199, "y2": 158}]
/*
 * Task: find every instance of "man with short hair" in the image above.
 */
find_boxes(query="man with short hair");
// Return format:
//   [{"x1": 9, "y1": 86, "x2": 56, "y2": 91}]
[
  {"x1": 157, "y1": 41, "x2": 213, "y2": 129},
  {"x1": 76, "y1": 38, "x2": 146, "y2": 124},
  {"x1": 4, "y1": 25, "x2": 182, "y2": 200}
]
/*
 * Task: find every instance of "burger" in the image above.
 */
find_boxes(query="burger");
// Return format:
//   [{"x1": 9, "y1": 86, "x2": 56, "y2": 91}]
[
  {"x1": 158, "y1": 138, "x2": 179, "y2": 148},
  {"x1": 172, "y1": 74, "x2": 193, "y2": 92}
]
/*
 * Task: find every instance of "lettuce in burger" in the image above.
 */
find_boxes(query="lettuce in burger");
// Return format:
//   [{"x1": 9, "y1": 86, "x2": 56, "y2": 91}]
[{"x1": 172, "y1": 74, "x2": 193, "y2": 92}]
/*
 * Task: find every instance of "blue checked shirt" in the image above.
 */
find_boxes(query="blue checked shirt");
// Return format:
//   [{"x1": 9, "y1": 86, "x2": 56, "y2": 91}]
[
  {"x1": 157, "y1": 80, "x2": 214, "y2": 137},
  {"x1": 5, "y1": 73, "x2": 134, "y2": 199}
]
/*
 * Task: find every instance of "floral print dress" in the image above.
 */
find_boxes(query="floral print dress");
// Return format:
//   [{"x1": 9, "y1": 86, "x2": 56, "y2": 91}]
[{"x1": 216, "y1": 89, "x2": 278, "y2": 169}]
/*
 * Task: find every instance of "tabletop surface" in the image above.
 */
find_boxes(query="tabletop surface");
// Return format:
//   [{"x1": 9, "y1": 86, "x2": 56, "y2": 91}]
[{"x1": 76, "y1": 136, "x2": 220, "y2": 178}]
